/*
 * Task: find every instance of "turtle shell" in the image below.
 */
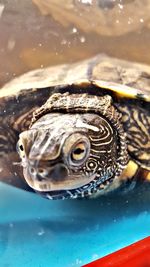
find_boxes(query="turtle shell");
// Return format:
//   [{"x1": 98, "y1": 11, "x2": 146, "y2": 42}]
[
  {"x1": 1, "y1": 54, "x2": 150, "y2": 99},
  {"x1": 0, "y1": 54, "x2": 150, "y2": 195},
  {"x1": 1, "y1": 54, "x2": 149, "y2": 151}
]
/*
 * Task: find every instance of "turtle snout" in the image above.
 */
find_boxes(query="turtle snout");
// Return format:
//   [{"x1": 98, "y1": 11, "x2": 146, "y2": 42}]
[
  {"x1": 23, "y1": 162, "x2": 70, "y2": 192},
  {"x1": 28, "y1": 163, "x2": 68, "y2": 182}
]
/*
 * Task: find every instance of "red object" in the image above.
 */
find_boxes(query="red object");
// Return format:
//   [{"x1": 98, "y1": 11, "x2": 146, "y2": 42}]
[{"x1": 83, "y1": 236, "x2": 150, "y2": 267}]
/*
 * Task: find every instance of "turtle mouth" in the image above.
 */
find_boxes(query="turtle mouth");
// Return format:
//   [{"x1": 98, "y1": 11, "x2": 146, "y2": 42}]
[
  {"x1": 36, "y1": 174, "x2": 114, "y2": 200},
  {"x1": 23, "y1": 161, "x2": 115, "y2": 199}
]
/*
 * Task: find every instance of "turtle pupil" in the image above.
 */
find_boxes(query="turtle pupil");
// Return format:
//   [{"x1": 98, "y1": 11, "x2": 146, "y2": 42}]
[
  {"x1": 73, "y1": 148, "x2": 84, "y2": 155},
  {"x1": 20, "y1": 145, "x2": 24, "y2": 151}
]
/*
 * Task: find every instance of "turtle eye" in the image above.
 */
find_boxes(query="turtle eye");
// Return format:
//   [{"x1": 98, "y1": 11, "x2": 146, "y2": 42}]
[
  {"x1": 70, "y1": 142, "x2": 87, "y2": 163},
  {"x1": 16, "y1": 141, "x2": 25, "y2": 158},
  {"x1": 63, "y1": 133, "x2": 90, "y2": 167}
]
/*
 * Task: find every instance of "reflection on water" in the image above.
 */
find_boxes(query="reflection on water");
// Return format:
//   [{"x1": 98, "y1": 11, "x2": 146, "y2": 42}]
[
  {"x1": 33, "y1": 0, "x2": 150, "y2": 36},
  {"x1": 0, "y1": 0, "x2": 150, "y2": 87}
]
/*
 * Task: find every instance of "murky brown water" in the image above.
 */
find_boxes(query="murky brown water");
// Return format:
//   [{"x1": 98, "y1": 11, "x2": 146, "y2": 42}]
[{"x1": 0, "y1": 0, "x2": 150, "y2": 87}]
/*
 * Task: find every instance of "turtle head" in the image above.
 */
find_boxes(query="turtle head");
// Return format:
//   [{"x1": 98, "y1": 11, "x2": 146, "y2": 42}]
[{"x1": 17, "y1": 109, "x2": 127, "y2": 199}]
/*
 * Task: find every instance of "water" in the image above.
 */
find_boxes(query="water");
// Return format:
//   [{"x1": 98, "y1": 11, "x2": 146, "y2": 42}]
[
  {"x1": 1, "y1": 0, "x2": 150, "y2": 87},
  {"x1": 0, "y1": 1, "x2": 150, "y2": 266},
  {"x1": 0, "y1": 182, "x2": 150, "y2": 267}
]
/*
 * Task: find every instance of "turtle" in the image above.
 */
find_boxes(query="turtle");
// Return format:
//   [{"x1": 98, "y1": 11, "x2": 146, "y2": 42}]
[{"x1": 0, "y1": 54, "x2": 150, "y2": 200}]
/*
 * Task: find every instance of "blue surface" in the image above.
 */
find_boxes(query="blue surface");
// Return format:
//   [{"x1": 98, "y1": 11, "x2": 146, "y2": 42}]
[{"x1": 0, "y1": 182, "x2": 150, "y2": 267}]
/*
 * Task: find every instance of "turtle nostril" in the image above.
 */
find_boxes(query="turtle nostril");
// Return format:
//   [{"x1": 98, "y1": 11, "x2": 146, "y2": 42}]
[
  {"x1": 39, "y1": 168, "x2": 44, "y2": 174},
  {"x1": 38, "y1": 168, "x2": 48, "y2": 177},
  {"x1": 30, "y1": 167, "x2": 35, "y2": 174}
]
